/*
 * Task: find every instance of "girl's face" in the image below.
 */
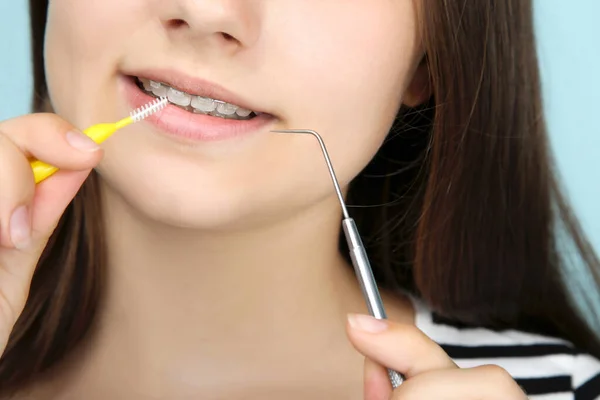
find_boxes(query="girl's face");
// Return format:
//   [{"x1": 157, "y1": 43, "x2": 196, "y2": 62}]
[{"x1": 45, "y1": 1, "x2": 424, "y2": 229}]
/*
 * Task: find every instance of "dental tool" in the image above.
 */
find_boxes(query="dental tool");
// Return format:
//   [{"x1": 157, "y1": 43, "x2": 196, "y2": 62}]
[
  {"x1": 272, "y1": 129, "x2": 405, "y2": 389},
  {"x1": 30, "y1": 97, "x2": 169, "y2": 184}
]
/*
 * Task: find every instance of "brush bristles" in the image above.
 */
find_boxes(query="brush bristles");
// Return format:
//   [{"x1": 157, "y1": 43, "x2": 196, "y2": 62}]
[{"x1": 130, "y1": 97, "x2": 169, "y2": 122}]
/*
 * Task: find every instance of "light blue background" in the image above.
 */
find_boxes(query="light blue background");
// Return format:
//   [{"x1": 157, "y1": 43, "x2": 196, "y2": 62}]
[{"x1": 1, "y1": 2, "x2": 599, "y2": 317}]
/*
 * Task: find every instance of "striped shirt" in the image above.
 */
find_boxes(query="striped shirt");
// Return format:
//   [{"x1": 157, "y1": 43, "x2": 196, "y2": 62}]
[{"x1": 411, "y1": 298, "x2": 600, "y2": 399}]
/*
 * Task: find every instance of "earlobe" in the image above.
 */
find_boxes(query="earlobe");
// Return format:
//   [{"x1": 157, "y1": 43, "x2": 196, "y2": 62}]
[{"x1": 402, "y1": 58, "x2": 431, "y2": 108}]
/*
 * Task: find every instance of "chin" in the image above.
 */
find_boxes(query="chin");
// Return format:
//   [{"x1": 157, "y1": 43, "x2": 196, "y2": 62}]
[
  {"x1": 98, "y1": 173, "x2": 243, "y2": 231},
  {"x1": 95, "y1": 160, "x2": 317, "y2": 233}
]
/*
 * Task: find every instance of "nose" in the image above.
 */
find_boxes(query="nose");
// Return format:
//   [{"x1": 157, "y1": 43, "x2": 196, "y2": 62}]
[{"x1": 157, "y1": 0, "x2": 260, "y2": 52}]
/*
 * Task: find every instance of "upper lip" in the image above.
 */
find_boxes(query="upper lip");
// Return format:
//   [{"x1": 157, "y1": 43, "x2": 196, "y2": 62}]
[{"x1": 125, "y1": 68, "x2": 264, "y2": 112}]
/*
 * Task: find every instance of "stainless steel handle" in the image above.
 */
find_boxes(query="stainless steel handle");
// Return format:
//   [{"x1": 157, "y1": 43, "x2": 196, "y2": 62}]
[
  {"x1": 343, "y1": 219, "x2": 405, "y2": 389},
  {"x1": 271, "y1": 130, "x2": 405, "y2": 389}
]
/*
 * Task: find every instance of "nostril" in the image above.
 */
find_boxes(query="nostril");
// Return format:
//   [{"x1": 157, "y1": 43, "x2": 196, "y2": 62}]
[
  {"x1": 220, "y1": 32, "x2": 238, "y2": 43},
  {"x1": 165, "y1": 19, "x2": 188, "y2": 29}
]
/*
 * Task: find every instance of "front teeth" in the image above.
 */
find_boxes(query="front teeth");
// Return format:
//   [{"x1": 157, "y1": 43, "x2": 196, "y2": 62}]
[
  {"x1": 167, "y1": 88, "x2": 192, "y2": 107},
  {"x1": 191, "y1": 96, "x2": 217, "y2": 112},
  {"x1": 138, "y1": 78, "x2": 255, "y2": 120}
]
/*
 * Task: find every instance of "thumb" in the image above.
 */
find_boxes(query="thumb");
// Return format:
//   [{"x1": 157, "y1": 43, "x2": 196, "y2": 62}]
[
  {"x1": 346, "y1": 314, "x2": 456, "y2": 378},
  {"x1": 30, "y1": 169, "x2": 92, "y2": 240},
  {"x1": 364, "y1": 357, "x2": 392, "y2": 400}
]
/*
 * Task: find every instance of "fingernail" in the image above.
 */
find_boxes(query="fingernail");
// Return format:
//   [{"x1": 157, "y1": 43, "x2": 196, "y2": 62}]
[
  {"x1": 66, "y1": 130, "x2": 100, "y2": 152},
  {"x1": 10, "y1": 205, "x2": 32, "y2": 250},
  {"x1": 348, "y1": 314, "x2": 388, "y2": 333}
]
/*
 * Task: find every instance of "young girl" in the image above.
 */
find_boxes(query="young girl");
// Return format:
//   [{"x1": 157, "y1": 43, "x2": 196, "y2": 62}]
[{"x1": 0, "y1": 0, "x2": 598, "y2": 398}]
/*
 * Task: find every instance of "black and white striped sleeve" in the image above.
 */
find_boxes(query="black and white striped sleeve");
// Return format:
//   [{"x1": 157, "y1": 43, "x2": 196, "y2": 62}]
[{"x1": 574, "y1": 353, "x2": 600, "y2": 400}]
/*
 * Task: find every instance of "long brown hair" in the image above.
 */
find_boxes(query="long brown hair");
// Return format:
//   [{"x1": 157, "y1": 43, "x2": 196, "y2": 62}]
[{"x1": 2, "y1": 0, "x2": 599, "y2": 394}]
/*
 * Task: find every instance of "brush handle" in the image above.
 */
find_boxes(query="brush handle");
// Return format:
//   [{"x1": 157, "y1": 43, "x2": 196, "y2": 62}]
[
  {"x1": 31, "y1": 160, "x2": 61, "y2": 184},
  {"x1": 30, "y1": 122, "x2": 122, "y2": 184}
]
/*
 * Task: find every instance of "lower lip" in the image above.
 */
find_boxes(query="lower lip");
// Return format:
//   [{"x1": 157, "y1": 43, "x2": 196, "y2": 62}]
[{"x1": 121, "y1": 76, "x2": 275, "y2": 142}]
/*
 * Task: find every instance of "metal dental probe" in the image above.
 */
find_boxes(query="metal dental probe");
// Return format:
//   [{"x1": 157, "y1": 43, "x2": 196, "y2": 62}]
[{"x1": 272, "y1": 129, "x2": 405, "y2": 389}]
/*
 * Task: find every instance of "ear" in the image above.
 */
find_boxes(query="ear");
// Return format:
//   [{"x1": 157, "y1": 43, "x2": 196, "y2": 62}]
[{"x1": 402, "y1": 58, "x2": 431, "y2": 108}]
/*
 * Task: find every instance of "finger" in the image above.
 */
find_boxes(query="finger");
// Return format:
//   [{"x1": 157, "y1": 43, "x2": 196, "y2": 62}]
[
  {"x1": 0, "y1": 113, "x2": 102, "y2": 169},
  {"x1": 0, "y1": 114, "x2": 102, "y2": 249},
  {"x1": 0, "y1": 133, "x2": 35, "y2": 249},
  {"x1": 30, "y1": 169, "x2": 92, "y2": 238},
  {"x1": 391, "y1": 366, "x2": 527, "y2": 400},
  {"x1": 364, "y1": 357, "x2": 392, "y2": 400},
  {"x1": 346, "y1": 314, "x2": 456, "y2": 378}
]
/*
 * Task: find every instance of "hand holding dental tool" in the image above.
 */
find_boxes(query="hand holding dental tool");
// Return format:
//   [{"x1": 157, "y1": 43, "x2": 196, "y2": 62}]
[
  {"x1": 272, "y1": 129, "x2": 405, "y2": 389},
  {"x1": 30, "y1": 97, "x2": 169, "y2": 184}
]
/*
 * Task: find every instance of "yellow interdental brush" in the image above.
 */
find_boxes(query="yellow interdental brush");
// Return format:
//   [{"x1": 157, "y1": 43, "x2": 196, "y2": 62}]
[{"x1": 30, "y1": 97, "x2": 168, "y2": 184}]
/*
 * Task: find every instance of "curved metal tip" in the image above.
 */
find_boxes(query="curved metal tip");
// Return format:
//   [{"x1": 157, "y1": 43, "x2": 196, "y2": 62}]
[
  {"x1": 271, "y1": 129, "x2": 349, "y2": 219},
  {"x1": 271, "y1": 129, "x2": 319, "y2": 134}
]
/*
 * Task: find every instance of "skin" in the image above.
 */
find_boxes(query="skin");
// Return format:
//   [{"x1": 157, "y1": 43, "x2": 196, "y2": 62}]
[{"x1": 0, "y1": 0, "x2": 526, "y2": 398}]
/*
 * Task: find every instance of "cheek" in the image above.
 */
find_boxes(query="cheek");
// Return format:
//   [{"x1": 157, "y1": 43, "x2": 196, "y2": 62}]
[
  {"x1": 261, "y1": 1, "x2": 422, "y2": 186},
  {"x1": 44, "y1": 0, "x2": 148, "y2": 125}
]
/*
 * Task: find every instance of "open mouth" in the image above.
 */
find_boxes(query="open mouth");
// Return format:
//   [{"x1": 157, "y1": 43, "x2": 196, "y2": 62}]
[{"x1": 133, "y1": 77, "x2": 259, "y2": 121}]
